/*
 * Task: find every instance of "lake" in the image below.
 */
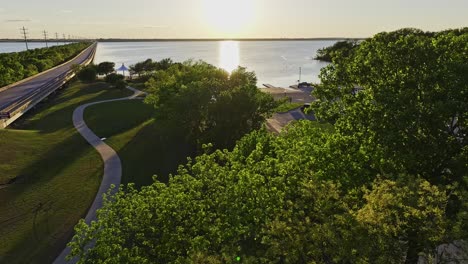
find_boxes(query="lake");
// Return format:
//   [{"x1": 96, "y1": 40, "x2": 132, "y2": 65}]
[
  {"x1": 0, "y1": 40, "x2": 335, "y2": 87},
  {"x1": 0, "y1": 42, "x2": 66, "y2": 53}
]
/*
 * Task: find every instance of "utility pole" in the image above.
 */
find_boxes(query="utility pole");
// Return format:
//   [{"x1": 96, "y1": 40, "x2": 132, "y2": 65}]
[
  {"x1": 55, "y1": 32, "x2": 59, "y2": 45},
  {"x1": 298, "y1": 67, "x2": 302, "y2": 84},
  {"x1": 20, "y1": 26, "x2": 29, "y2": 50},
  {"x1": 43, "y1": 30, "x2": 48, "y2": 48}
]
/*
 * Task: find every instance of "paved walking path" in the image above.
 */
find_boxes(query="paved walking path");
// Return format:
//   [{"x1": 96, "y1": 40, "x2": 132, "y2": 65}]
[{"x1": 53, "y1": 86, "x2": 146, "y2": 264}]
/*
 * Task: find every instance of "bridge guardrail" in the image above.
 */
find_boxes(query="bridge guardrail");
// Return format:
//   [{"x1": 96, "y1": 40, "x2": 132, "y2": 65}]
[
  {"x1": 0, "y1": 43, "x2": 96, "y2": 119},
  {"x1": 0, "y1": 42, "x2": 96, "y2": 94}
]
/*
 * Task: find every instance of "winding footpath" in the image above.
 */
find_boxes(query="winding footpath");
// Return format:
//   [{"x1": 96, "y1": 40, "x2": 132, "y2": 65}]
[{"x1": 53, "y1": 86, "x2": 146, "y2": 264}]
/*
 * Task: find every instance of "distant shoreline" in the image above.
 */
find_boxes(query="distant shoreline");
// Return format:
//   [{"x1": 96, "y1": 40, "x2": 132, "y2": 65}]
[{"x1": 0, "y1": 37, "x2": 365, "y2": 43}]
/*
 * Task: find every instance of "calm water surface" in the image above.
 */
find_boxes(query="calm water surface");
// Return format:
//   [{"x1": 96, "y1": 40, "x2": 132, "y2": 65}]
[
  {"x1": 0, "y1": 42, "x2": 67, "y2": 53},
  {"x1": 95, "y1": 41, "x2": 334, "y2": 87},
  {"x1": 0, "y1": 41, "x2": 334, "y2": 87}
]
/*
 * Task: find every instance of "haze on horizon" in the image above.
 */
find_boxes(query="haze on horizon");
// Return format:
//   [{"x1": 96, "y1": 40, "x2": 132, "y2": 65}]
[{"x1": 0, "y1": 0, "x2": 467, "y2": 39}]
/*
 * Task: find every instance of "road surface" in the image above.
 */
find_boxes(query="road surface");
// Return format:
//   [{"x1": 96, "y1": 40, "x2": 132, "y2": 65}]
[{"x1": 0, "y1": 43, "x2": 97, "y2": 111}]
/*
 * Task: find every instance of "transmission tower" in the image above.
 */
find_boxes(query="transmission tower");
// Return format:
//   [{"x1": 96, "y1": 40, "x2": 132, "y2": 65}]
[
  {"x1": 20, "y1": 26, "x2": 29, "y2": 50},
  {"x1": 43, "y1": 30, "x2": 49, "y2": 48},
  {"x1": 63, "y1": 33, "x2": 66, "y2": 44},
  {"x1": 55, "y1": 32, "x2": 59, "y2": 45}
]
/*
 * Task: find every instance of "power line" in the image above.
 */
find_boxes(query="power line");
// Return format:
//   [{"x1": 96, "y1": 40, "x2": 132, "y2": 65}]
[
  {"x1": 20, "y1": 26, "x2": 29, "y2": 50},
  {"x1": 42, "y1": 30, "x2": 48, "y2": 48}
]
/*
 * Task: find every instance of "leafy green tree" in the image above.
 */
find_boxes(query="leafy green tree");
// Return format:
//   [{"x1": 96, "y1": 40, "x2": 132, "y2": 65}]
[
  {"x1": 115, "y1": 79, "x2": 127, "y2": 89},
  {"x1": 157, "y1": 58, "x2": 175, "y2": 71},
  {"x1": 67, "y1": 122, "x2": 452, "y2": 263},
  {"x1": 315, "y1": 40, "x2": 359, "y2": 62},
  {"x1": 313, "y1": 28, "x2": 468, "y2": 184},
  {"x1": 311, "y1": 28, "x2": 468, "y2": 259},
  {"x1": 77, "y1": 64, "x2": 97, "y2": 82},
  {"x1": 97, "y1": 61, "x2": 115, "y2": 76},
  {"x1": 130, "y1": 58, "x2": 176, "y2": 80},
  {"x1": 104, "y1": 73, "x2": 124, "y2": 85},
  {"x1": 145, "y1": 61, "x2": 276, "y2": 150},
  {"x1": 356, "y1": 177, "x2": 447, "y2": 263}
]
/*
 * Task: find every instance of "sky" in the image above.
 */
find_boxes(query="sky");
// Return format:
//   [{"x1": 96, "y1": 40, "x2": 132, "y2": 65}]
[{"x1": 0, "y1": 0, "x2": 467, "y2": 39}]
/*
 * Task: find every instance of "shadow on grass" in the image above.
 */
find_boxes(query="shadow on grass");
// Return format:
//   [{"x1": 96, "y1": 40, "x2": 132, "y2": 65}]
[
  {"x1": 84, "y1": 99, "x2": 155, "y2": 139},
  {"x1": 0, "y1": 206, "x2": 79, "y2": 264},
  {"x1": 0, "y1": 81, "x2": 132, "y2": 263},
  {"x1": 82, "y1": 98, "x2": 193, "y2": 187},
  {"x1": 12, "y1": 82, "x2": 132, "y2": 134},
  {"x1": 117, "y1": 121, "x2": 193, "y2": 187}
]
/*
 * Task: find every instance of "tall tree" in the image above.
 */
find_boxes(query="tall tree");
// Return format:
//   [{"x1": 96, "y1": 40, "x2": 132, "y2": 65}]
[
  {"x1": 145, "y1": 60, "x2": 276, "y2": 150},
  {"x1": 313, "y1": 28, "x2": 468, "y2": 184}
]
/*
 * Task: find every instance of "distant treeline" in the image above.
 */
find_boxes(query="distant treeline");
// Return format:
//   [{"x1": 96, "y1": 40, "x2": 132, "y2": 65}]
[{"x1": 0, "y1": 42, "x2": 91, "y2": 87}]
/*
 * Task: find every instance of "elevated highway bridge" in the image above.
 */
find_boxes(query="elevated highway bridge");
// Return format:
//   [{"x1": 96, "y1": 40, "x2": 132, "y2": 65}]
[{"x1": 0, "y1": 42, "x2": 97, "y2": 128}]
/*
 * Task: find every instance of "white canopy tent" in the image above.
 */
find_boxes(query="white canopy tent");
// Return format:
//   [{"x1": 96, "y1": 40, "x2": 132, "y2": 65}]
[{"x1": 117, "y1": 63, "x2": 129, "y2": 77}]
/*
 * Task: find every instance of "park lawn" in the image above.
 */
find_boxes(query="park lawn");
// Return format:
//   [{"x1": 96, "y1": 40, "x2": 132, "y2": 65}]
[
  {"x1": 0, "y1": 81, "x2": 132, "y2": 264},
  {"x1": 126, "y1": 80, "x2": 146, "y2": 91},
  {"x1": 84, "y1": 99, "x2": 191, "y2": 187}
]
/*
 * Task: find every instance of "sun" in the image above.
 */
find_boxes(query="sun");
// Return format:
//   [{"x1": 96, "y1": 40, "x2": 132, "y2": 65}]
[{"x1": 202, "y1": 0, "x2": 255, "y2": 36}]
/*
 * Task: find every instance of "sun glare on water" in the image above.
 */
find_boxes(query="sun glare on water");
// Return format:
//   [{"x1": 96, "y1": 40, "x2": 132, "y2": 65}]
[
  {"x1": 219, "y1": 41, "x2": 240, "y2": 72},
  {"x1": 203, "y1": 0, "x2": 255, "y2": 36}
]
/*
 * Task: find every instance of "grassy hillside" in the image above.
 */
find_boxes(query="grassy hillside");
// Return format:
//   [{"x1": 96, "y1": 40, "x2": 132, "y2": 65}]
[
  {"x1": 84, "y1": 99, "x2": 191, "y2": 186},
  {"x1": 0, "y1": 81, "x2": 132, "y2": 263}
]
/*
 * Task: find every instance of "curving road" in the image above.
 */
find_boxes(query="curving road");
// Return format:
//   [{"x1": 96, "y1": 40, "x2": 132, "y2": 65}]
[
  {"x1": 0, "y1": 43, "x2": 97, "y2": 110},
  {"x1": 53, "y1": 86, "x2": 146, "y2": 264}
]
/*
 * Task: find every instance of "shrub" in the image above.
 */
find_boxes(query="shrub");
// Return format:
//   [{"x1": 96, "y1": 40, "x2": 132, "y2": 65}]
[
  {"x1": 77, "y1": 65, "x2": 97, "y2": 82},
  {"x1": 105, "y1": 73, "x2": 124, "y2": 85},
  {"x1": 115, "y1": 79, "x2": 127, "y2": 89},
  {"x1": 97, "y1": 62, "x2": 115, "y2": 76}
]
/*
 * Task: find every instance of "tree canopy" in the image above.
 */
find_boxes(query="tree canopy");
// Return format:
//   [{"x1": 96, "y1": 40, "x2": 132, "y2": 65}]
[
  {"x1": 105, "y1": 73, "x2": 124, "y2": 85},
  {"x1": 76, "y1": 64, "x2": 97, "y2": 82},
  {"x1": 68, "y1": 28, "x2": 467, "y2": 263},
  {"x1": 312, "y1": 28, "x2": 467, "y2": 185},
  {"x1": 97, "y1": 61, "x2": 115, "y2": 76},
  {"x1": 129, "y1": 58, "x2": 177, "y2": 79},
  {"x1": 314, "y1": 40, "x2": 359, "y2": 62},
  {"x1": 144, "y1": 60, "x2": 277, "y2": 150}
]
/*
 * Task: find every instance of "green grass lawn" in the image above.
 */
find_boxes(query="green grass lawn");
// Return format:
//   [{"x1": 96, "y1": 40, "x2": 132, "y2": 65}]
[
  {"x1": 0, "y1": 78, "x2": 281, "y2": 263},
  {"x1": 84, "y1": 100, "x2": 190, "y2": 187},
  {"x1": 127, "y1": 81, "x2": 146, "y2": 91},
  {"x1": 0, "y1": 81, "x2": 132, "y2": 263}
]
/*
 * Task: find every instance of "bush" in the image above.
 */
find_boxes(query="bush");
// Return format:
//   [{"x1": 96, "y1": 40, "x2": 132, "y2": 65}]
[
  {"x1": 105, "y1": 73, "x2": 124, "y2": 85},
  {"x1": 97, "y1": 61, "x2": 115, "y2": 76},
  {"x1": 77, "y1": 65, "x2": 97, "y2": 82},
  {"x1": 115, "y1": 79, "x2": 127, "y2": 89}
]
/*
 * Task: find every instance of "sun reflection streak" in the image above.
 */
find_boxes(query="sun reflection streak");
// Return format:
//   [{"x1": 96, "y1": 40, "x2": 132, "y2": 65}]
[{"x1": 219, "y1": 41, "x2": 240, "y2": 73}]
